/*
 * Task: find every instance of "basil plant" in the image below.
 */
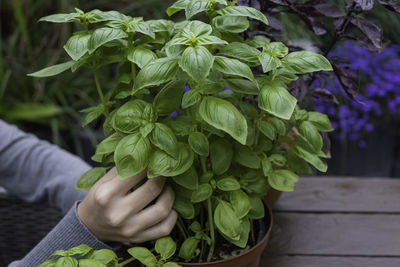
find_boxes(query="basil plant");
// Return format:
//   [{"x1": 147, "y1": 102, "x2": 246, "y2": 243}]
[{"x1": 31, "y1": 0, "x2": 333, "y2": 264}]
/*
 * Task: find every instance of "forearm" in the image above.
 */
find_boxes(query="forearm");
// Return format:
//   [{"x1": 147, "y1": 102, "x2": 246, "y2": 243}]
[{"x1": 0, "y1": 120, "x2": 90, "y2": 213}]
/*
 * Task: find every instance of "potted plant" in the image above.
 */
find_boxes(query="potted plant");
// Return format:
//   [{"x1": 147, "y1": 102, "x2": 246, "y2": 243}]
[{"x1": 31, "y1": 0, "x2": 333, "y2": 266}]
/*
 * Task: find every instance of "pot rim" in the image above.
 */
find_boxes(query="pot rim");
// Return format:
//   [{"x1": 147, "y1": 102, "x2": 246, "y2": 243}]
[{"x1": 174, "y1": 203, "x2": 273, "y2": 266}]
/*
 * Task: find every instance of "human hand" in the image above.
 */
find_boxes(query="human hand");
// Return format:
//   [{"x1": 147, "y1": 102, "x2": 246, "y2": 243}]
[{"x1": 77, "y1": 167, "x2": 177, "y2": 243}]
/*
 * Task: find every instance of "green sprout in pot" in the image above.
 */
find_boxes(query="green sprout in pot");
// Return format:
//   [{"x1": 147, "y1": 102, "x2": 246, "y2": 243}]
[{"x1": 31, "y1": 0, "x2": 334, "y2": 265}]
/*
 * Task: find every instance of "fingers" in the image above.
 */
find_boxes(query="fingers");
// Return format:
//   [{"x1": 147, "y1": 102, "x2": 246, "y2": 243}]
[
  {"x1": 120, "y1": 186, "x2": 175, "y2": 236},
  {"x1": 123, "y1": 176, "x2": 166, "y2": 213},
  {"x1": 99, "y1": 167, "x2": 148, "y2": 196},
  {"x1": 129, "y1": 210, "x2": 178, "y2": 244}
]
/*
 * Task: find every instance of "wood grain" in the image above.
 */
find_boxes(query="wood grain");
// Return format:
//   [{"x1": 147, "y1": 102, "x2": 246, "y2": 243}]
[{"x1": 274, "y1": 177, "x2": 400, "y2": 213}]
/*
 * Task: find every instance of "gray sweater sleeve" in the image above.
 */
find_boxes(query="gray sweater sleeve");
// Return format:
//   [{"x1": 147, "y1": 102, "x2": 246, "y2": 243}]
[{"x1": 0, "y1": 120, "x2": 114, "y2": 266}]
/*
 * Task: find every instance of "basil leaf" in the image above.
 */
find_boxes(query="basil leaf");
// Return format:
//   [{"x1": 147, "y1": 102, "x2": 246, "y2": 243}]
[
  {"x1": 179, "y1": 46, "x2": 214, "y2": 82},
  {"x1": 229, "y1": 189, "x2": 251, "y2": 219},
  {"x1": 283, "y1": 51, "x2": 332, "y2": 74},
  {"x1": 213, "y1": 15, "x2": 250, "y2": 33},
  {"x1": 258, "y1": 52, "x2": 281, "y2": 73},
  {"x1": 67, "y1": 244, "x2": 92, "y2": 256},
  {"x1": 167, "y1": 0, "x2": 190, "y2": 16},
  {"x1": 38, "y1": 259, "x2": 57, "y2": 267},
  {"x1": 181, "y1": 20, "x2": 212, "y2": 38},
  {"x1": 78, "y1": 259, "x2": 106, "y2": 267},
  {"x1": 182, "y1": 90, "x2": 202, "y2": 109},
  {"x1": 185, "y1": 0, "x2": 210, "y2": 19},
  {"x1": 307, "y1": 111, "x2": 334, "y2": 132},
  {"x1": 268, "y1": 169, "x2": 299, "y2": 192},
  {"x1": 191, "y1": 184, "x2": 213, "y2": 203},
  {"x1": 217, "y1": 177, "x2": 241, "y2": 191},
  {"x1": 179, "y1": 237, "x2": 200, "y2": 262},
  {"x1": 248, "y1": 35, "x2": 271, "y2": 48},
  {"x1": 113, "y1": 99, "x2": 156, "y2": 133},
  {"x1": 163, "y1": 262, "x2": 181, "y2": 267},
  {"x1": 129, "y1": 22, "x2": 155, "y2": 39},
  {"x1": 140, "y1": 123, "x2": 155, "y2": 137},
  {"x1": 135, "y1": 57, "x2": 179, "y2": 90},
  {"x1": 293, "y1": 144, "x2": 327, "y2": 172},
  {"x1": 174, "y1": 195, "x2": 195, "y2": 219},
  {"x1": 76, "y1": 167, "x2": 108, "y2": 190},
  {"x1": 213, "y1": 56, "x2": 256, "y2": 84},
  {"x1": 210, "y1": 138, "x2": 233, "y2": 175},
  {"x1": 127, "y1": 46, "x2": 157, "y2": 69},
  {"x1": 86, "y1": 249, "x2": 118, "y2": 264},
  {"x1": 214, "y1": 200, "x2": 241, "y2": 240},
  {"x1": 258, "y1": 80, "x2": 297, "y2": 120},
  {"x1": 127, "y1": 247, "x2": 157, "y2": 267},
  {"x1": 88, "y1": 27, "x2": 127, "y2": 54},
  {"x1": 148, "y1": 143, "x2": 194, "y2": 177},
  {"x1": 28, "y1": 61, "x2": 75, "y2": 78},
  {"x1": 64, "y1": 31, "x2": 91, "y2": 61},
  {"x1": 154, "y1": 80, "x2": 185, "y2": 116},
  {"x1": 234, "y1": 144, "x2": 261, "y2": 169},
  {"x1": 248, "y1": 197, "x2": 265, "y2": 219},
  {"x1": 270, "y1": 117, "x2": 286, "y2": 136},
  {"x1": 95, "y1": 133, "x2": 123, "y2": 155},
  {"x1": 155, "y1": 236, "x2": 176, "y2": 260},
  {"x1": 261, "y1": 157, "x2": 272, "y2": 176},
  {"x1": 217, "y1": 6, "x2": 269, "y2": 25},
  {"x1": 80, "y1": 104, "x2": 104, "y2": 127},
  {"x1": 114, "y1": 133, "x2": 151, "y2": 179},
  {"x1": 199, "y1": 96, "x2": 247, "y2": 145},
  {"x1": 150, "y1": 123, "x2": 179, "y2": 158},
  {"x1": 257, "y1": 119, "x2": 276, "y2": 140},
  {"x1": 299, "y1": 121, "x2": 323, "y2": 152},
  {"x1": 55, "y1": 257, "x2": 78, "y2": 267},
  {"x1": 223, "y1": 217, "x2": 250, "y2": 248},
  {"x1": 173, "y1": 165, "x2": 199, "y2": 190},
  {"x1": 188, "y1": 132, "x2": 209, "y2": 157},
  {"x1": 219, "y1": 42, "x2": 260, "y2": 65},
  {"x1": 39, "y1": 13, "x2": 79, "y2": 23},
  {"x1": 197, "y1": 35, "x2": 228, "y2": 46},
  {"x1": 225, "y1": 79, "x2": 259, "y2": 95}
]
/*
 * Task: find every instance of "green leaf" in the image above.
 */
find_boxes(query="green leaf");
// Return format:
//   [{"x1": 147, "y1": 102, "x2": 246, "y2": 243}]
[
  {"x1": 219, "y1": 42, "x2": 260, "y2": 65},
  {"x1": 258, "y1": 80, "x2": 297, "y2": 120},
  {"x1": 188, "y1": 132, "x2": 209, "y2": 157},
  {"x1": 307, "y1": 112, "x2": 334, "y2": 132},
  {"x1": 230, "y1": 189, "x2": 251, "y2": 219},
  {"x1": 174, "y1": 195, "x2": 195, "y2": 219},
  {"x1": 179, "y1": 46, "x2": 214, "y2": 82},
  {"x1": 66, "y1": 244, "x2": 92, "y2": 256},
  {"x1": 114, "y1": 133, "x2": 151, "y2": 179},
  {"x1": 217, "y1": 177, "x2": 241, "y2": 191},
  {"x1": 270, "y1": 117, "x2": 286, "y2": 136},
  {"x1": 268, "y1": 169, "x2": 299, "y2": 192},
  {"x1": 269, "y1": 154, "x2": 286, "y2": 166},
  {"x1": 182, "y1": 90, "x2": 202, "y2": 109},
  {"x1": 140, "y1": 123, "x2": 155, "y2": 137},
  {"x1": 127, "y1": 247, "x2": 157, "y2": 267},
  {"x1": 258, "y1": 52, "x2": 281, "y2": 73},
  {"x1": 148, "y1": 143, "x2": 194, "y2": 178},
  {"x1": 181, "y1": 20, "x2": 212, "y2": 38},
  {"x1": 197, "y1": 35, "x2": 228, "y2": 46},
  {"x1": 113, "y1": 99, "x2": 156, "y2": 133},
  {"x1": 261, "y1": 157, "x2": 272, "y2": 176},
  {"x1": 154, "y1": 81, "x2": 185, "y2": 116},
  {"x1": 156, "y1": 236, "x2": 176, "y2": 260},
  {"x1": 173, "y1": 165, "x2": 198, "y2": 190},
  {"x1": 247, "y1": 35, "x2": 270, "y2": 48},
  {"x1": 213, "y1": 56, "x2": 256, "y2": 84},
  {"x1": 283, "y1": 51, "x2": 333, "y2": 74},
  {"x1": 129, "y1": 22, "x2": 155, "y2": 39},
  {"x1": 179, "y1": 237, "x2": 200, "y2": 262},
  {"x1": 7, "y1": 103, "x2": 62, "y2": 121},
  {"x1": 135, "y1": 57, "x2": 179, "y2": 90},
  {"x1": 299, "y1": 121, "x2": 323, "y2": 152},
  {"x1": 163, "y1": 262, "x2": 181, "y2": 267},
  {"x1": 222, "y1": 217, "x2": 250, "y2": 248},
  {"x1": 191, "y1": 184, "x2": 213, "y2": 203},
  {"x1": 150, "y1": 123, "x2": 179, "y2": 158},
  {"x1": 39, "y1": 13, "x2": 79, "y2": 23},
  {"x1": 88, "y1": 27, "x2": 127, "y2": 53},
  {"x1": 210, "y1": 138, "x2": 233, "y2": 175},
  {"x1": 55, "y1": 257, "x2": 78, "y2": 267},
  {"x1": 64, "y1": 31, "x2": 91, "y2": 61},
  {"x1": 81, "y1": 104, "x2": 104, "y2": 127},
  {"x1": 28, "y1": 61, "x2": 75, "y2": 77},
  {"x1": 95, "y1": 133, "x2": 123, "y2": 155},
  {"x1": 217, "y1": 6, "x2": 268, "y2": 25},
  {"x1": 199, "y1": 96, "x2": 247, "y2": 144},
  {"x1": 76, "y1": 167, "x2": 108, "y2": 190},
  {"x1": 264, "y1": 42, "x2": 288, "y2": 58},
  {"x1": 225, "y1": 79, "x2": 259, "y2": 95},
  {"x1": 293, "y1": 145, "x2": 327, "y2": 172},
  {"x1": 257, "y1": 119, "x2": 276, "y2": 140},
  {"x1": 78, "y1": 259, "x2": 106, "y2": 267},
  {"x1": 38, "y1": 259, "x2": 57, "y2": 267},
  {"x1": 213, "y1": 15, "x2": 250, "y2": 33},
  {"x1": 185, "y1": 0, "x2": 210, "y2": 19},
  {"x1": 214, "y1": 200, "x2": 241, "y2": 240},
  {"x1": 234, "y1": 144, "x2": 261, "y2": 169},
  {"x1": 127, "y1": 46, "x2": 157, "y2": 69},
  {"x1": 248, "y1": 197, "x2": 264, "y2": 219},
  {"x1": 167, "y1": 0, "x2": 190, "y2": 16},
  {"x1": 87, "y1": 249, "x2": 118, "y2": 265}
]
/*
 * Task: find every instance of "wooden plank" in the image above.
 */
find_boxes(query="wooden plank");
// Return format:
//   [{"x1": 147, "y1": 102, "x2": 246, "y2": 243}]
[
  {"x1": 264, "y1": 213, "x2": 400, "y2": 256},
  {"x1": 274, "y1": 177, "x2": 400, "y2": 213},
  {"x1": 260, "y1": 255, "x2": 400, "y2": 267}
]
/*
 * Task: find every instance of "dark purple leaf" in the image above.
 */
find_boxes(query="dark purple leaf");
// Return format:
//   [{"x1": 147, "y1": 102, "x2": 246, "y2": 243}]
[
  {"x1": 268, "y1": 0, "x2": 290, "y2": 6},
  {"x1": 289, "y1": 77, "x2": 308, "y2": 102},
  {"x1": 312, "y1": 88, "x2": 339, "y2": 104},
  {"x1": 349, "y1": 17, "x2": 383, "y2": 49},
  {"x1": 355, "y1": 36, "x2": 386, "y2": 52},
  {"x1": 333, "y1": 64, "x2": 360, "y2": 102},
  {"x1": 267, "y1": 16, "x2": 284, "y2": 30},
  {"x1": 376, "y1": 0, "x2": 400, "y2": 13},
  {"x1": 329, "y1": 56, "x2": 351, "y2": 66},
  {"x1": 354, "y1": 0, "x2": 375, "y2": 10},
  {"x1": 321, "y1": 132, "x2": 331, "y2": 158},
  {"x1": 298, "y1": 0, "x2": 344, "y2": 18},
  {"x1": 293, "y1": 10, "x2": 328, "y2": 35}
]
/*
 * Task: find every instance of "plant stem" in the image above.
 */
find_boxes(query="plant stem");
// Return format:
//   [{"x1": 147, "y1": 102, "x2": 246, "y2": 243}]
[
  {"x1": 93, "y1": 70, "x2": 108, "y2": 115},
  {"x1": 199, "y1": 208, "x2": 205, "y2": 261},
  {"x1": 177, "y1": 217, "x2": 189, "y2": 239},
  {"x1": 250, "y1": 219, "x2": 255, "y2": 245},
  {"x1": 206, "y1": 198, "x2": 215, "y2": 262},
  {"x1": 200, "y1": 156, "x2": 207, "y2": 173},
  {"x1": 120, "y1": 257, "x2": 136, "y2": 266}
]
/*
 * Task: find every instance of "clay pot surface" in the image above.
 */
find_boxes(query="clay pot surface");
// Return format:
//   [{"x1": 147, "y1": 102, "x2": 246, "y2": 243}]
[
  {"x1": 263, "y1": 188, "x2": 282, "y2": 207},
  {"x1": 175, "y1": 204, "x2": 273, "y2": 267}
]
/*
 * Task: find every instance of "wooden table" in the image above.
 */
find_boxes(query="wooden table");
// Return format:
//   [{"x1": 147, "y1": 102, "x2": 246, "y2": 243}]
[{"x1": 260, "y1": 177, "x2": 400, "y2": 267}]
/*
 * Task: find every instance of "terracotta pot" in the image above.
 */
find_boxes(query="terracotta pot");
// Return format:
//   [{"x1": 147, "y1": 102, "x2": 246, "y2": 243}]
[
  {"x1": 175, "y1": 204, "x2": 273, "y2": 267},
  {"x1": 263, "y1": 188, "x2": 282, "y2": 207}
]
